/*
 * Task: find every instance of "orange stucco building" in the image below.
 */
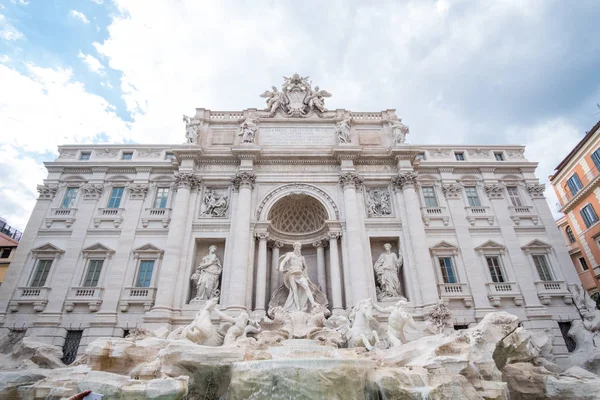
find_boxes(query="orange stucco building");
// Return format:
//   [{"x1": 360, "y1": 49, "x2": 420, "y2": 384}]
[{"x1": 551, "y1": 120, "x2": 600, "y2": 294}]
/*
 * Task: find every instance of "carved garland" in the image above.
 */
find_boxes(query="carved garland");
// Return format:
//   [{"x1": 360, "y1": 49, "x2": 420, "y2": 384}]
[
  {"x1": 127, "y1": 184, "x2": 149, "y2": 200},
  {"x1": 442, "y1": 183, "x2": 462, "y2": 199},
  {"x1": 256, "y1": 183, "x2": 340, "y2": 220},
  {"x1": 526, "y1": 183, "x2": 545, "y2": 199},
  {"x1": 484, "y1": 183, "x2": 504, "y2": 199},
  {"x1": 81, "y1": 184, "x2": 104, "y2": 200},
  {"x1": 37, "y1": 184, "x2": 58, "y2": 200}
]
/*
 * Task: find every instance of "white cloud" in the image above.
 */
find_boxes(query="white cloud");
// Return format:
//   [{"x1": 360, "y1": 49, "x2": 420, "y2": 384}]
[
  {"x1": 90, "y1": 0, "x2": 104, "y2": 4},
  {"x1": 0, "y1": 13, "x2": 24, "y2": 40},
  {"x1": 69, "y1": 10, "x2": 90, "y2": 24},
  {"x1": 0, "y1": 54, "x2": 11, "y2": 63},
  {"x1": 78, "y1": 50, "x2": 105, "y2": 75}
]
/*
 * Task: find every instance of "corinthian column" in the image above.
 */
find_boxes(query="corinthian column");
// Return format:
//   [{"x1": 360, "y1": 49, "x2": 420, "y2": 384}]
[
  {"x1": 313, "y1": 240, "x2": 327, "y2": 294},
  {"x1": 152, "y1": 172, "x2": 200, "y2": 313},
  {"x1": 328, "y1": 232, "x2": 343, "y2": 313},
  {"x1": 339, "y1": 172, "x2": 369, "y2": 305},
  {"x1": 226, "y1": 171, "x2": 256, "y2": 311},
  {"x1": 391, "y1": 171, "x2": 439, "y2": 305},
  {"x1": 254, "y1": 232, "x2": 269, "y2": 315},
  {"x1": 269, "y1": 241, "x2": 283, "y2": 295}
]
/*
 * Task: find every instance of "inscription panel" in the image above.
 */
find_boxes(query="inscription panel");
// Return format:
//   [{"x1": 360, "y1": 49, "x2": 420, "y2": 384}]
[
  {"x1": 212, "y1": 130, "x2": 235, "y2": 145},
  {"x1": 259, "y1": 127, "x2": 335, "y2": 146}
]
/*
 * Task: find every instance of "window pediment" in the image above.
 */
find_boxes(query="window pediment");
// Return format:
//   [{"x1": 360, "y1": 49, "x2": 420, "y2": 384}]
[
  {"x1": 31, "y1": 243, "x2": 65, "y2": 257},
  {"x1": 521, "y1": 239, "x2": 552, "y2": 253},
  {"x1": 430, "y1": 241, "x2": 459, "y2": 255},
  {"x1": 82, "y1": 243, "x2": 115, "y2": 258},
  {"x1": 106, "y1": 175, "x2": 133, "y2": 183},
  {"x1": 475, "y1": 240, "x2": 506, "y2": 254},
  {"x1": 132, "y1": 243, "x2": 164, "y2": 259}
]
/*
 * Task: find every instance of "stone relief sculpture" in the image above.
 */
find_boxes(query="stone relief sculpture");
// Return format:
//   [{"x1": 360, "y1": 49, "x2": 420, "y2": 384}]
[
  {"x1": 373, "y1": 243, "x2": 404, "y2": 301},
  {"x1": 260, "y1": 73, "x2": 332, "y2": 117},
  {"x1": 335, "y1": 117, "x2": 352, "y2": 143},
  {"x1": 388, "y1": 118, "x2": 409, "y2": 144},
  {"x1": 213, "y1": 310, "x2": 261, "y2": 346},
  {"x1": 372, "y1": 299, "x2": 416, "y2": 347},
  {"x1": 190, "y1": 245, "x2": 222, "y2": 301},
  {"x1": 268, "y1": 242, "x2": 329, "y2": 315},
  {"x1": 183, "y1": 115, "x2": 202, "y2": 144},
  {"x1": 238, "y1": 115, "x2": 258, "y2": 144},
  {"x1": 173, "y1": 297, "x2": 222, "y2": 345},
  {"x1": 366, "y1": 189, "x2": 392, "y2": 217},
  {"x1": 200, "y1": 188, "x2": 229, "y2": 217}
]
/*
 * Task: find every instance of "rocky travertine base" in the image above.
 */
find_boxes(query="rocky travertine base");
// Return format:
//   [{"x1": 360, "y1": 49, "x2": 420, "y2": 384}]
[{"x1": 2, "y1": 312, "x2": 600, "y2": 399}]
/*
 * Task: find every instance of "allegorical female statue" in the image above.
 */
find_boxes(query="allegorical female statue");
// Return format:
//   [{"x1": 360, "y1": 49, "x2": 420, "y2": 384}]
[
  {"x1": 191, "y1": 245, "x2": 222, "y2": 300},
  {"x1": 373, "y1": 243, "x2": 403, "y2": 300},
  {"x1": 268, "y1": 242, "x2": 329, "y2": 314}
]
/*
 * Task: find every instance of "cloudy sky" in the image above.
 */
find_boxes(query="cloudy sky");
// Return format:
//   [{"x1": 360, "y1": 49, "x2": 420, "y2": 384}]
[{"x1": 1, "y1": 0, "x2": 600, "y2": 230}]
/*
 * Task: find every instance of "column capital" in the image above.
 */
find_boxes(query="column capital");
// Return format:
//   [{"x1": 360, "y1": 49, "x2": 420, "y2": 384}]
[
  {"x1": 36, "y1": 184, "x2": 58, "y2": 200},
  {"x1": 442, "y1": 183, "x2": 462, "y2": 199},
  {"x1": 327, "y1": 231, "x2": 341, "y2": 240},
  {"x1": 268, "y1": 241, "x2": 284, "y2": 249},
  {"x1": 526, "y1": 183, "x2": 545, "y2": 199},
  {"x1": 255, "y1": 231, "x2": 269, "y2": 241},
  {"x1": 174, "y1": 171, "x2": 201, "y2": 190},
  {"x1": 391, "y1": 171, "x2": 418, "y2": 190},
  {"x1": 232, "y1": 171, "x2": 257, "y2": 190},
  {"x1": 484, "y1": 183, "x2": 505, "y2": 199},
  {"x1": 312, "y1": 239, "x2": 327, "y2": 248},
  {"x1": 339, "y1": 172, "x2": 363, "y2": 189}
]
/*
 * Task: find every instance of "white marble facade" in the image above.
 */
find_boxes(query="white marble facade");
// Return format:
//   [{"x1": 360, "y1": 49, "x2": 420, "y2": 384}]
[{"x1": 0, "y1": 75, "x2": 582, "y2": 362}]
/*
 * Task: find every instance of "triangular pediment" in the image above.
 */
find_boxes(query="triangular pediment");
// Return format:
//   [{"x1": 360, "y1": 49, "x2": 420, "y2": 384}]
[
  {"x1": 475, "y1": 240, "x2": 506, "y2": 252},
  {"x1": 430, "y1": 240, "x2": 458, "y2": 250},
  {"x1": 31, "y1": 243, "x2": 65, "y2": 254},
  {"x1": 521, "y1": 239, "x2": 552, "y2": 251},
  {"x1": 82, "y1": 243, "x2": 115, "y2": 254},
  {"x1": 132, "y1": 243, "x2": 164, "y2": 255}
]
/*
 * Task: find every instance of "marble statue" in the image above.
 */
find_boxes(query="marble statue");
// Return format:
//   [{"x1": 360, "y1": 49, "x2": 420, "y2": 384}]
[
  {"x1": 260, "y1": 73, "x2": 332, "y2": 117},
  {"x1": 571, "y1": 284, "x2": 600, "y2": 332},
  {"x1": 389, "y1": 118, "x2": 409, "y2": 144},
  {"x1": 212, "y1": 309, "x2": 261, "y2": 346},
  {"x1": 267, "y1": 242, "x2": 329, "y2": 315},
  {"x1": 373, "y1": 298, "x2": 415, "y2": 347},
  {"x1": 335, "y1": 117, "x2": 352, "y2": 143},
  {"x1": 238, "y1": 115, "x2": 258, "y2": 143},
  {"x1": 200, "y1": 188, "x2": 229, "y2": 217},
  {"x1": 366, "y1": 189, "x2": 392, "y2": 217},
  {"x1": 348, "y1": 298, "x2": 381, "y2": 351},
  {"x1": 179, "y1": 297, "x2": 221, "y2": 345},
  {"x1": 183, "y1": 115, "x2": 202, "y2": 144},
  {"x1": 373, "y1": 243, "x2": 403, "y2": 300},
  {"x1": 191, "y1": 245, "x2": 222, "y2": 300}
]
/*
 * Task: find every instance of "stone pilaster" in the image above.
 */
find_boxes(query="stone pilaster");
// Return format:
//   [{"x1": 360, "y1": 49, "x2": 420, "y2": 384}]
[
  {"x1": 328, "y1": 232, "x2": 344, "y2": 314},
  {"x1": 226, "y1": 171, "x2": 256, "y2": 311},
  {"x1": 339, "y1": 172, "x2": 369, "y2": 305},
  {"x1": 151, "y1": 172, "x2": 200, "y2": 315},
  {"x1": 254, "y1": 232, "x2": 269, "y2": 314},
  {"x1": 391, "y1": 171, "x2": 439, "y2": 305},
  {"x1": 269, "y1": 241, "x2": 283, "y2": 296},
  {"x1": 313, "y1": 240, "x2": 327, "y2": 294}
]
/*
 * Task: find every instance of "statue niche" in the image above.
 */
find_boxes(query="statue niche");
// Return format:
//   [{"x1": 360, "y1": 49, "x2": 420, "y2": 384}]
[
  {"x1": 190, "y1": 245, "x2": 223, "y2": 301},
  {"x1": 373, "y1": 242, "x2": 405, "y2": 301}
]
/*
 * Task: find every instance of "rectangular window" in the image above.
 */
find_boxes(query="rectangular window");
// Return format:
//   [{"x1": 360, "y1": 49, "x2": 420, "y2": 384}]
[
  {"x1": 566, "y1": 174, "x2": 583, "y2": 196},
  {"x1": 465, "y1": 187, "x2": 481, "y2": 207},
  {"x1": 579, "y1": 257, "x2": 589, "y2": 271},
  {"x1": 506, "y1": 186, "x2": 523, "y2": 207},
  {"x1": 592, "y1": 148, "x2": 600, "y2": 171},
  {"x1": 61, "y1": 187, "x2": 79, "y2": 208},
  {"x1": 581, "y1": 204, "x2": 599, "y2": 228},
  {"x1": 83, "y1": 260, "x2": 103, "y2": 287},
  {"x1": 566, "y1": 226, "x2": 576, "y2": 243},
  {"x1": 438, "y1": 257, "x2": 457, "y2": 283},
  {"x1": 153, "y1": 188, "x2": 169, "y2": 209},
  {"x1": 165, "y1": 152, "x2": 175, "y2": 161},
  {"x1": 122, "y1": 152, "x2": 133, "y2": 160},
  {"x1": 0, "y1": 248, "x2": 11, "y2": 258},
  {"x1": 422, "y1": 186, "x2": 438, "y2": 207},
  {"x1": 494, "y1": 152, "x2": 504, "y2": 161},
  {"x1": 80, "y1": 152, "x2": 91, "y2": 161},
  {"x1": 455, "y1": 152, "x2": 465, "y2": 161},
  {"x1": 532, "y1": 255, "x2": 553, "y2": 281},
  {"x1": 416, "y1": 152, "x2": 426, "y2": 161},
  {"x1": 486, "y1": 256, "x2": 506, "y2": 283},
  {"x1": 135, "y1": 260, "x2": 155, "y2": 288},
  {"x1": 30, "y1": 259, "x2": 52, "y2": 287},
  {"x1": 107, "y1": 187, "x2": 124, "y2": 209}
]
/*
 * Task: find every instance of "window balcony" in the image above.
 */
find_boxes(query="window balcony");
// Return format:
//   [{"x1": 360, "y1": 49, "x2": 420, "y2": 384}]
[
  {"x1": 9, "y1": 287, "x2": 51, "y2": 312},
  {"x1": 64, "y1": 287, "x2": 104, "y2": 312},
  {"x1": 93, "y1": 208, "x2": 124, "y2": 228},
  {"x1": 45, "y1": 208, "x2": 77, "y2": 228},
  {"x1": 486, "y1": 282, "x2": 524, "y2": 307},
  {"x1": 534, "y1": 281, "x2": 573, "y2": 305},
  {"x1": 558, "y1": 165, "x2": 600, "y2": 206},
  {"x1": 119, "y1": 287, "x2": 157, "y2": 312},
  {"x1": 464, "y1": 206, "x2": 494, "y2": 226},
  {"x1": 508, "y1": 206, "x2": 539, "y2": 225},
  {"x1": 420, "y1": 206, "x2": 450, "y2": 226},
  {"x1": 141, "y1": 208, "x2": 172, "y2": 228},
  {"x1": 437, "y1": 283, "x2": 473, "y2": 307}
]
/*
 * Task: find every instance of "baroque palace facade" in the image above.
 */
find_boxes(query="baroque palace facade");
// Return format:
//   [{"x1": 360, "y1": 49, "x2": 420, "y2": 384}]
[{"x1": 0, "y1": 75, "x2": 581, "y2": 362}]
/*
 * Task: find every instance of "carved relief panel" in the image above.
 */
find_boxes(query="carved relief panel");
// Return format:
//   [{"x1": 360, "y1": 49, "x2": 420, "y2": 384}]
[
  {"x1": 199, "y1": 187, "x2": 231, "y2": 218},
  {"x1": 364, "y1": 188, "x2": 393, "y2": 217}
]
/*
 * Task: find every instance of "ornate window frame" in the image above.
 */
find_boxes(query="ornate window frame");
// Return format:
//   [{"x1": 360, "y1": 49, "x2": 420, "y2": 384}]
[
  {"x1": 474, "y1": 240, "x2": 510, "y2": 283},
  {"x1": 77, "y1": 243, "x2": 115, "y2": 288},
  {"x1": 131, "y1": 243, "x2": 164, "y2": 288},
  {"x1": 429, "y1": 241, "x2": 461, "y2": 284}
]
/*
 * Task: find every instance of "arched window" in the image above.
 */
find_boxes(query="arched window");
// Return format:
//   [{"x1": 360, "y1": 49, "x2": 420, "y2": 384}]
[{"x1": 566, "y1": 226, "x2": 576, "y2": 244}]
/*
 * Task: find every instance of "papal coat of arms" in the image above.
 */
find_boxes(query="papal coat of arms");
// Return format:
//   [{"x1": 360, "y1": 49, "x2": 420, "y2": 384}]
[{"x1": 260, "y1": 73, "x2": 332, "y2": 117}]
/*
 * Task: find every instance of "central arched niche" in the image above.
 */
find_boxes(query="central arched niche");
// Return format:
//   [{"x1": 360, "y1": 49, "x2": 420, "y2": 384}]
[{"x1": 267, "y1": 193, "x2": 328, "y2": 242}]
